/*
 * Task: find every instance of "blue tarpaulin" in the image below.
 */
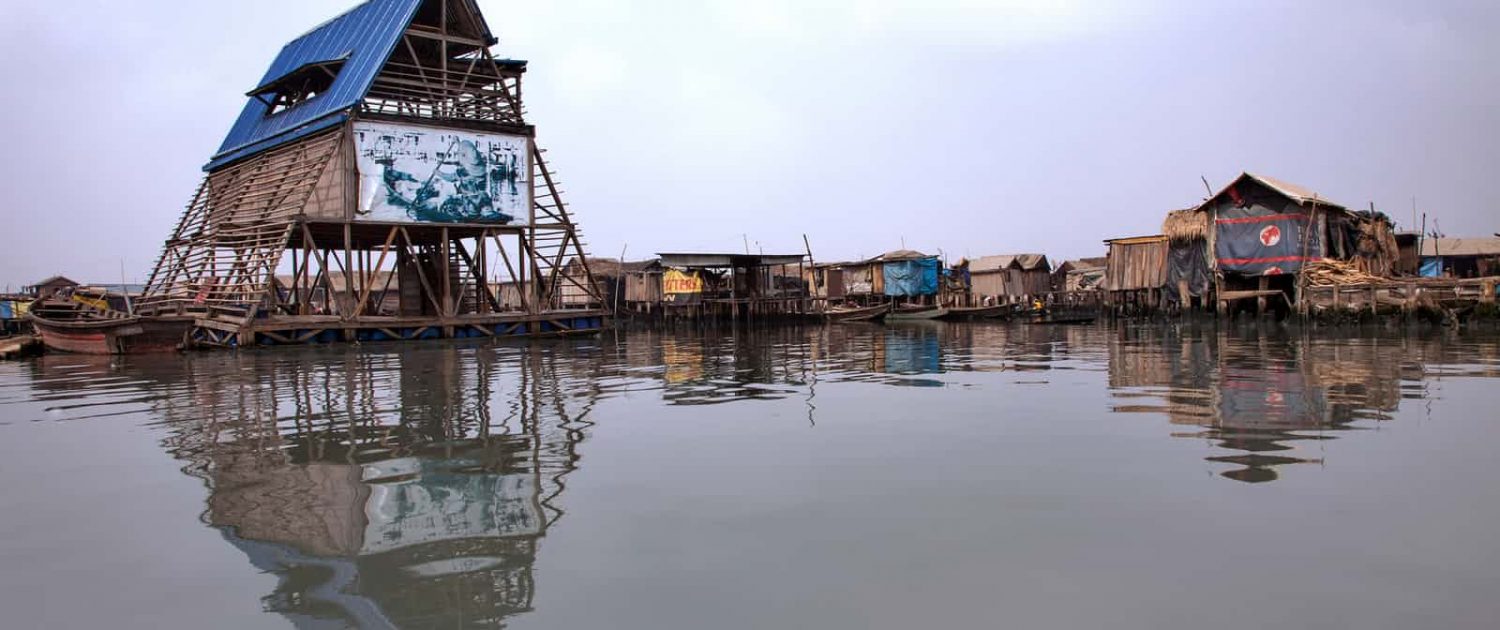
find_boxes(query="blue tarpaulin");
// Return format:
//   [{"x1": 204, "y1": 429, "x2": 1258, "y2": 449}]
[
  {"x1": 0, "y1": 301, "x2": 12, "y2": 319},
  {"x1": 883, "y1": 258, "x2": 939, "y2": 296},
  {"x1": 883, "y1": 330, "x2": 942, "y2": 375},
  {"x1": 1420, "y1": 257, "x2": 1443, "y2": 278}
]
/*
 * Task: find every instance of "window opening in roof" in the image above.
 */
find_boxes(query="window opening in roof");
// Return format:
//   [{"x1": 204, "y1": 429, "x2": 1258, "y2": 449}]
[{"x1": 256, "y1": 60, "x2": 346, "y2": 116}]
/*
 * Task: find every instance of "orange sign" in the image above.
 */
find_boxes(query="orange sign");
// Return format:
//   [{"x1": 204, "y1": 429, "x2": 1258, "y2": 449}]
[{"x1": 663, "y1": 269, "x2": 703, "y2": 295}]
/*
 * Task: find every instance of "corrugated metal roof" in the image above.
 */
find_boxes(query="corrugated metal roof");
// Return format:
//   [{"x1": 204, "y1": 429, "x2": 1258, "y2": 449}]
[
  {"x1": 970, "y1": 254, "x2": 1049, "y2": 273},
  {"x1": 657, "y1": 253, "x2": 807, "y2": 267},
  {"x1": 1104, "y1": 234, "x2": 1167, "y2": 246},
  {"x1": 1248, "y1": 173, "x2": 1339, "y2": 207},
  {"x1": 205, "y1": 0, "x2": 425, "y2": 171},
  {"x1": 872, "y1": 249, "x2": 930, "y2": 262},
  {"x1": 1420, "y1": 237, "x2": 1500, "y2": 257},
  {"x1": 1056, "y1": 257, "x2": 1108, "y2": 272},
  {"x1": 1196, "y1": 172, "x2": 1348, "y2": 213}
]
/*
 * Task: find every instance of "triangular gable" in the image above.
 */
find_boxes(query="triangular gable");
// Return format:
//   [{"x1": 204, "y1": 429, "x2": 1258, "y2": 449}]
[
  {"x1": 970, "y1": 254, "x2": 1048, "y2": 272},
  {"x1": 1195, "y1": 172, "x2": 1347, "y2": 214}
]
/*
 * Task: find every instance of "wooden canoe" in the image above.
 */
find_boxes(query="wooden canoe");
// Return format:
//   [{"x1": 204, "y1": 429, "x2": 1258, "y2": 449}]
[
  {"x1": 885, "y1": 307, "x2": 949, "y2": 321},
  {"x1": 823, "y1": 304, "x2": 889, "y2": 322},
  {"x1": 940, "y1": 305, "x2": 1012, "y2": 320},
  {"x1": 1027, "y1": 314, "x2": 1097, "y2": 325}
]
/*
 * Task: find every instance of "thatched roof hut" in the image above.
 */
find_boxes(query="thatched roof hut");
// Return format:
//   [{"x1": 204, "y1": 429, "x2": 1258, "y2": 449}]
[{"x1": 1162, "y1": 209, "x2": 1209, "y2": 243}]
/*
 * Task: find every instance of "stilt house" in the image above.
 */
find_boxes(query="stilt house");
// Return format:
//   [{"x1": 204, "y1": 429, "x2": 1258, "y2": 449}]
[
  {"x1": 1103, "y1": 235, "x2": 1168, "y2": 309},
  {"x1": 1419, "y1": 238, "x2": 1500, "y2": 278},
  {"x1": 1186, "y1": 172, "x2": 1395, "y2": 310},
  {"x1": 968, "y1": 254, "x2": 1051, "y2": 304}
]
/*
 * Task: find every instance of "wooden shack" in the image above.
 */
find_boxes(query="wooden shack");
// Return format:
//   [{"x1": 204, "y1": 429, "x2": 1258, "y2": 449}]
[
  {"x1": 1052, "y1": 257, "x2": 1107, "y2": 292},
  {"x1": 969, "y1": 254, "x2": 1051, "y2": 304},
  {"x1": 806, "y1": 262, "x2": 851, "y2": 302},
  {"x1": 1419, "y1": 237, "x2": 1500, "y2": 278},
  {"x1": 841, "y1": 259, "x2": 884, "y2": 302},
  {"x1": 1394, "y1": 232, "x2": 1421, "y2": 277},
  {"x1": 26, "y1": 275, "x2": 79, "y2": 301},
  {"x1": 132, "y1": 0, "x2": 605, "y2": 348},
  {"x1": 1104, "y1": 235, "x2": 1168, "y2": 311},
  {"x1": 838, "y1": 250, "x2": 939, "y2": 306},
  {"x1": 640, "y1": 252, "x2": 812, "y2": 320},
  {"x1": 622, "y1": 259, "x2": 664, "y2": 308}
]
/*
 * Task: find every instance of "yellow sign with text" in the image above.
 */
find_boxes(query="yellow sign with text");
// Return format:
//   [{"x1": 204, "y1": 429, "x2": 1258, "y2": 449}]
[{"x1": 663, "y1": 269, "x2": 703, "y2": 295}]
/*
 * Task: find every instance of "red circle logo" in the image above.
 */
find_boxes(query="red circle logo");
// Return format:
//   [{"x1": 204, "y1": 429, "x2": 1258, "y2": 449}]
[{"x1": 1259, "y1": 225, "x2": 1282, "y2": 247}]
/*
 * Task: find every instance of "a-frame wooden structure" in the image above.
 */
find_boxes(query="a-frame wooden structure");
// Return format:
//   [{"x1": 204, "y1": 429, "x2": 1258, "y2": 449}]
[{"x1": 137, "y1": 0, "x2": 604, "y2": 347}]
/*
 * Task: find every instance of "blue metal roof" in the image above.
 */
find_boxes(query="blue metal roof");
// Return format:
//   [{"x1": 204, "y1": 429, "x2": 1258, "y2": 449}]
[{"x1": 205, "y1": 0, "x2": 424, "y2": 171}]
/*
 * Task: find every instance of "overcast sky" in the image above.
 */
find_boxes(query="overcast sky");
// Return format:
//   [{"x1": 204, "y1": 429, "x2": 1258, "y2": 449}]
[{"x1": 1, "y1": 0, "x2": 1497, "y2": 288}]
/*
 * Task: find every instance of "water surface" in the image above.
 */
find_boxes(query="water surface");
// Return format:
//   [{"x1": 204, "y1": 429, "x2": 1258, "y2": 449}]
[{"x1": 1, "y1": 322, "x2": 1498, "y2": 629}]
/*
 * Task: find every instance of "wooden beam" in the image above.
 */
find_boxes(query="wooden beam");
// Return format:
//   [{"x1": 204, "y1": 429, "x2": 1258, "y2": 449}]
[
  {"x1": 352, "y1": 226, "x2": 399, "y2": 318},
  {"x1": 398, "y1": 227, "x2": 446, "y2": 316}
]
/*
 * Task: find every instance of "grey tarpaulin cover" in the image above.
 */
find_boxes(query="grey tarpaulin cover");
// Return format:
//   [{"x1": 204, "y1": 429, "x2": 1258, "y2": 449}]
[
  {"x1": 1166, "y1": 242, "x2": 1212, "y2": 303},
  {"x1": 1209, "y1": 182, "x2": 1324, "y2": 276}
]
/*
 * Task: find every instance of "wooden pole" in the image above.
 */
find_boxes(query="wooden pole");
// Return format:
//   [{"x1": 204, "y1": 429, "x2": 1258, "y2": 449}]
[{"x1": 441, "y1": 226, "x2": 452, "y2": 318}]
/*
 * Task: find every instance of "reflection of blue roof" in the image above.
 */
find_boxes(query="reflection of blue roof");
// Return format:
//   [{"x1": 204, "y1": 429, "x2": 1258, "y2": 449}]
[{"x1": 205, "y1": 0, "x2": 424, "y2": 171}]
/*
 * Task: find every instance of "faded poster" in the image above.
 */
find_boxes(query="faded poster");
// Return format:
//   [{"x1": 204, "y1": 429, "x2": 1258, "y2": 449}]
[{"x1": 354, "y1": 121, "x2": 530, "y2": 224}]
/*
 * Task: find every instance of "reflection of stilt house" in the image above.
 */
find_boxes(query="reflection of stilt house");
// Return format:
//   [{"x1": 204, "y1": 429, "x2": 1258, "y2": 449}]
[
  {"x1": 147, "y1": 342, "x2": 600, "y2": 628},
  {"x1": 135, "y1": 0, "x2": 604, "y2": 347},
  {"x1": 1106, "y1": 326, "x2": 1403, "y2": 483}
]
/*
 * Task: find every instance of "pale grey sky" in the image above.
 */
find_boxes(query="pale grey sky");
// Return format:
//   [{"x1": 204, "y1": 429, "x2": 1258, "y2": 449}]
[{"x1": 1, "y1": 0, "x2": 1497, "y2": 288}]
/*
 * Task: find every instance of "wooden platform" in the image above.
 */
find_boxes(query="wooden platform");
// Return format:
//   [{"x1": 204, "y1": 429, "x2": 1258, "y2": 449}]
[
  {"x1": 188, "y1": 310, "x2": 608, "y2": 348},
  {"x1": 1300, "y1": 277, "x2": 1497, "y2": 314},
  {"x1": 0, "y1": 335, "x2": 41, "y2": 360}
]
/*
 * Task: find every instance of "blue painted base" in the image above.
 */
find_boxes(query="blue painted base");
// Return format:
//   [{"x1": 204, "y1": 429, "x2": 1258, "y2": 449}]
[{"x1": 190, "y1": 315, "x2": 607, "y2": 349}]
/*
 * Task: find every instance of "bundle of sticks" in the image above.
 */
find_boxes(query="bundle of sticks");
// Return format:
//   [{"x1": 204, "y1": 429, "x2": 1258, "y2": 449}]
[{"x1": 1301, "y1": 259, "x2": 1386, "y2": 286}]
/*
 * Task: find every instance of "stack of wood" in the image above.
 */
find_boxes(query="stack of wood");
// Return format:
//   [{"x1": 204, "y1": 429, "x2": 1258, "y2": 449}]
[
  {"x1": 1302, "y1": 259, "x2": 1385, "y2": 286},
  {"x1": 1353, "y1": 215, "x2": 1399, "y2": 277}
]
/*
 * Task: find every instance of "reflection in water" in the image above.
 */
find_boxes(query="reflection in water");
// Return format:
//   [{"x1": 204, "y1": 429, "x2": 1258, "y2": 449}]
[
  {"x1": 143, "y1": 345, "x2": 604, "y2": 629},
  {"x1": 7, "y1": 322, "x2": 1500, "y2": 627},
  {"x1": 1105, "y1": 323, "x2": 1498, "y2": 482}
]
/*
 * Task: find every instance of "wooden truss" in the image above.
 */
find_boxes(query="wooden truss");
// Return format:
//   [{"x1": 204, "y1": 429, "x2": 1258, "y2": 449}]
[{"x1": 137, "y1": 0, "x2": 602, "y2": 336}]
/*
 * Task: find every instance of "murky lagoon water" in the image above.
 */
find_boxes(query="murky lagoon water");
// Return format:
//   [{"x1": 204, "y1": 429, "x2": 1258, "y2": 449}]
[{"x1": 2, "y1": 322, "x2": 1499, "y2": 629}]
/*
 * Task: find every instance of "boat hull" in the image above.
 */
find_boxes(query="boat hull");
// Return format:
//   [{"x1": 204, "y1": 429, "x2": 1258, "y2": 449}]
[
  {"x1": 1028, "y1": 315, "x2": 1098, "y2": 326},
  {"x1": 823, "y1": 305, "x2": 889, "y2": 322},
  {"x1": 32, "y1": 316, "x2": 191, "y2": 355},
  {"x1": 940, "y1": 305, "x2": 1011, "y2": 320},
  {"x1": 886, "y1": 307, "x2": 949, "y2": 321}
]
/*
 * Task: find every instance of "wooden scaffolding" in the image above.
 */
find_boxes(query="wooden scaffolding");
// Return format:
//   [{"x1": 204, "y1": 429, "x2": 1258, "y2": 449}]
[{"x1": 135, "y1": 0, "x2": 604, "y2": 347}]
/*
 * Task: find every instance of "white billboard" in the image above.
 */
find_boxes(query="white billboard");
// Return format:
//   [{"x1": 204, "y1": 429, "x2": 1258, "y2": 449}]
[{"x1": 353, "y1": 121, "x2": 530, "y2": 225}]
